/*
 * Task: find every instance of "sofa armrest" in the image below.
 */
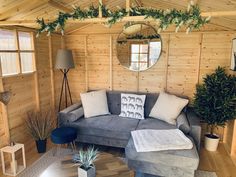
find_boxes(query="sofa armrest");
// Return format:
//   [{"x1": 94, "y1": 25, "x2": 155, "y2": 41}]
[
  {"x1": 58, "y1": 103, "x2": 82, "y2": 126},
  {"x1": 186, "y1": 107, "x2": 202, "y2": 152}
]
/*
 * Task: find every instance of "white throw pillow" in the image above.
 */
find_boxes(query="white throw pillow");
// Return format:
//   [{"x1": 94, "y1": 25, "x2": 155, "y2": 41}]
[
  {"x1": 149, "y1": 92, "x2": 189, "y2": 125},
  {"x1": 119, "y1": 93, "x2": 146, "y2": 119},
  {"x1": 80, "y1": 90, "x2": 110, "y2": 118}
]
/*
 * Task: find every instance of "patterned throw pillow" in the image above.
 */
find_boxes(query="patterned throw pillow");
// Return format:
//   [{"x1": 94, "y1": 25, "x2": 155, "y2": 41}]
[{"x1": 119, "y1": 93, "x2": 146, "y2": 119}]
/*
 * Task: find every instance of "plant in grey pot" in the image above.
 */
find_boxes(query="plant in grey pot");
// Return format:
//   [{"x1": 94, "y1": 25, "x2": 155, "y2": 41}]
[
  {"x1": 194, "y1": 67, "x2": 236, "y2": 151},
  {"x1": 73, "y1": 146, "x2": 99, "y2": 177},
  {"x1": 25, "y1": 110, "x2": 54, "y2": 153}
]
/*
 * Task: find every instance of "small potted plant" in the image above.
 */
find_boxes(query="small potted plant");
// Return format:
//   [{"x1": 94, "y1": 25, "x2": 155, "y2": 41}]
[
  {"x1": 25, "y1": 110, "x2": 54, "y2": 153},
  {"x1": 72, "y1": 146, "x2": 99, "y2": 177},
  {"x1": 194, "y1": 67, "x2": 236, "y2": 151}
]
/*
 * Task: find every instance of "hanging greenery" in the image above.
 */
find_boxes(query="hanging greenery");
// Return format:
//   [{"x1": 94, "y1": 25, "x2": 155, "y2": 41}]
[
  {"x1": 117, "y1": 34, "x2": 160, "y2": 44},
  {"x1": 127, "y1": 34, "x2": 160, "y2": 40},
  {"x1": 36, "y1": 2, "x2": 211, "y2": 37}
]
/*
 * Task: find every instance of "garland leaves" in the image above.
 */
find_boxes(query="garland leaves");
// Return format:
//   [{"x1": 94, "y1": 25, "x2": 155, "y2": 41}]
[
  {"x1": 36, "y1": 3, "x2": 210, "y2": 37},
  {"x1": 117, "y1": 34, "x2": 160, "y2": 44}
]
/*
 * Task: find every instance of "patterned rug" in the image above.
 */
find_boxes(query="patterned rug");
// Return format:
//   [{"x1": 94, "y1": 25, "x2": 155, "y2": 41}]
[{"x1": 19, "y1": 148, "x2": 217, "y2": 177}]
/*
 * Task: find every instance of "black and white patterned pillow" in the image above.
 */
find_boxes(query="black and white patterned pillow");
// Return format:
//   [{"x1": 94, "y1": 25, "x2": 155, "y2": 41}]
[{"x1": 119, "y1": 93, "x2": 146, "y2": 119}]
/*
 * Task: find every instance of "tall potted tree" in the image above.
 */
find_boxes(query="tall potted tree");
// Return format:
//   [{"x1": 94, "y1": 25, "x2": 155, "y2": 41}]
[
  {"x1": 194, "y1": 67, "x2": 236, "y2": 151},
  {"x1": 25, "y1": 110, "x2": 54, "y2": 153}
]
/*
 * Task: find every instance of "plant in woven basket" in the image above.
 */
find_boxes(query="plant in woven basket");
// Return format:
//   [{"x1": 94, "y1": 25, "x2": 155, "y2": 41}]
[
  {"x1": 193, "y1": 67, "x2": 236, "y2": 151},
  {"x1": 73, "y1": 146, "x2": 99, "y2": 177},
  {"x1": 25, "y1": 110, "x2": 55, "y2": 153}
]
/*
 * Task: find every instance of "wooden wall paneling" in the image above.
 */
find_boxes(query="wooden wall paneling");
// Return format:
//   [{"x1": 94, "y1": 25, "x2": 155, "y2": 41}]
[
  {"x1": 0, "y1": 79, "x2": 10, "y2": 148},
  {"x1": 87, "y1": 35, "x2": 110, "y2": 90},
  {"x1": 199, "y1": 33, "x2": 233, "y2": 81},
  {"x1": 225, "y1": 120, "x2": 235, "y2": 154},
  {"x1": 139, "y1": 34, "x2": 170, "y2": 93},
  {"x1": 3, "y1": 74, "x2": 37, "y2": 153},
  {"x1": 164, "y1": 34, "x2": 170, "y2": 90},
  {"x1": 232, "y1": 121, "x2": 236, "y2": 161},
  {"x1": 51, "y1": 34, "x2": 63, "y2": 109},
  {"x1": 109, "y1": 35, "x2": 113, "y2": 90},
  {"x1": 224, "y1": 70, "x2": 236, "y2": 163},
  {"x1": 71, "y1": 23, "x2": 125, "y2": 35},
  {"x1": 199, "y1": 33, "x2": 234, "y2": 142},
  {"x1": 49, "y1": 35, "x2": 55, "y2": 111},
  {"x1": 197, "y1": 34, "x2": 203, "y2": 84},
  {"x1": 85, "y1": 35, "x2": 88, "y2": 91},
  {"x1": 167, "y1": 33, "x2": 201, "y2": 99},
  {"x1": 110, "y1": 33, "x2": 138, "y2": 92},
  {"x1": 0, "y1": 27, "x2": 62, "y2": 163},
  {"x1": 64, "y1": 35, "x2": 86, "y2": 102},
  {"x1": 35, "y1": 34, "x2": 53, "y2": 111},
  {"x1": 32, "y1": 33, "x2": 40, "y2": 111}
]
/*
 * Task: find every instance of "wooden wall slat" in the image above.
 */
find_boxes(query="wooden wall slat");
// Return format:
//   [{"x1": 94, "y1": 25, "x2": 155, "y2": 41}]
[
  {"x1": 139, "y1": 34, "x2": 169, "y2": 93},
  {"x1": 167, "y1": 33, "x2": 201, "y2": 98},
  {"x1": 3, "y1": 74, "x2": 36, "y2": 151},
  {"x1": 199, "y1": 33, "x2": 233, "y2": 81},
  {"x1": 65, "y1": 35, "x2": 86, "y2": 102}
]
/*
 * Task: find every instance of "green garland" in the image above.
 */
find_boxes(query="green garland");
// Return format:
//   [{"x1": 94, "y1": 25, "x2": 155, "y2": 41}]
[
  {"x1": 117, "y1": 34, "x2": 160, "y2": 44},
  {"x1": 36, "y1": 3, "x2": 210, "y2": 37},
  {"x1": 126, "y1": 34, "x2": 160, "y2": 40}
]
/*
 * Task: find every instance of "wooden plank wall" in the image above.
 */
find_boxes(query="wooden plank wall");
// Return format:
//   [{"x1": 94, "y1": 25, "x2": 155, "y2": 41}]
[
  {"x1": 65, "y1": 24, "x2": 235, "y2": 100},
  {"x1": 64, "y1": 23, "x2": 236, "y2": 156},
  {"x1": 0, "y1": 28, "x2": 62, "y2": 154}
]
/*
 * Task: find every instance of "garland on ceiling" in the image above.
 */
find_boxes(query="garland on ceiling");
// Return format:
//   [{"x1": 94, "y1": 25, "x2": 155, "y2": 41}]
[{"x1": 36, "y1": 1, "x2": 211, "y2": 37}]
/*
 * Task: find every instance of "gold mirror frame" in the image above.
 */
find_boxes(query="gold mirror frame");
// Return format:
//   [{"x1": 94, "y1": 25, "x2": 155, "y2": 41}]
[{"x1": 116, "y1": 23, "x2": 162, "y2": 72}]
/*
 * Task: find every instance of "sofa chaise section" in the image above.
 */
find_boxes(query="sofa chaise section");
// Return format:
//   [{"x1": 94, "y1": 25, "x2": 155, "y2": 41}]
[{"x1": 125, "y1": 137, "x2": 199, "y2": 177}]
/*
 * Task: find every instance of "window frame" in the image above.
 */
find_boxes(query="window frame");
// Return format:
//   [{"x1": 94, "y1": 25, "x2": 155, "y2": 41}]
[
  {"x1": 130, "y1": 42, "x2": 150, "y2": 70},
  {"x1": 0, "y1": 29, "x2": 36, "y2": 77}
]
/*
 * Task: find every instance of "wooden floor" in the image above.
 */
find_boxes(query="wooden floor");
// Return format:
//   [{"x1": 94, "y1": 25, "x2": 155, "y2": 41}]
[
  {"x1": 0, "y1": 143, "x2": 236, "y2": 177},
  {"x1": 198, "y1": 143, "x2": 236, "y2": 177}
]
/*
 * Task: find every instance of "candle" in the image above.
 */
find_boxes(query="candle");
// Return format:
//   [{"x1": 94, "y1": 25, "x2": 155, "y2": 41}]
[{"x1": 10, "y1": 160, "x2": 17, "y2": 173}]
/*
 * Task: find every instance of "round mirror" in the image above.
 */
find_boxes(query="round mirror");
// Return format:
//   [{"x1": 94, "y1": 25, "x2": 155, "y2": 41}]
[{"x1": 116, "y1": 23, "x2": 162, "y2": 71}]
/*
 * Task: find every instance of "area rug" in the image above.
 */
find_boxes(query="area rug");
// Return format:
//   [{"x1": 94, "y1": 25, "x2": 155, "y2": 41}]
[{"x1": 19, "y1": 148, "x2": 217, "y2": 177}]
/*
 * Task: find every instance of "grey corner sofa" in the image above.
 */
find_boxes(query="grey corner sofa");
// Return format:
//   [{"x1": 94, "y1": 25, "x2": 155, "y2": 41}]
[{"x1": 58, "y1": 91, "x2": 201, "y2": 177}]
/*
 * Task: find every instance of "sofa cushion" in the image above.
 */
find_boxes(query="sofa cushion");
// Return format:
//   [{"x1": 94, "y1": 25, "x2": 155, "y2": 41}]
[
  {"x1": 149, "y1": 92, "x2": 189, "y2": 125},
  {"x1": 80, "y1": 90, "x2": 110, "y2": 118},
  {"x1": 176, "y1": 112, "x2": 191, "y2": 134},
  {"x1": 68, "y1": 115, "x2": 139, "y2": 140},
  {"x1": 137, "y1": 116, "x2": 190, "y2": 135},
  {"x1": 125, "y1": 136, "x2": 199, "y2": 170},
  {"x1": 136, "y1": 118, "x2": 176, "y2": 130},
  {"x1": 119, "y1": 93, "x2": 146, "y2": 119}
]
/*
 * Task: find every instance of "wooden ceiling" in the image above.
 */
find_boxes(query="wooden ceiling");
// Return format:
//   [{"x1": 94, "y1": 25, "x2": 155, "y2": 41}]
[{"x1": 0, "y1": 0, "x2": 236, "y2": 33}]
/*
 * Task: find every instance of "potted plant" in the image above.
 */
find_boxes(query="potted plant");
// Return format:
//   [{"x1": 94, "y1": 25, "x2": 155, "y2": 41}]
[
  {"x1": 193, "y1": 67, "x2": 236, "y2": 151},
  {"x1": 25, "y1": 110, "x2": 54, "y2": 153},
  {"x1": 72, "y1": 146, "x2": 99, "y2": 177}
]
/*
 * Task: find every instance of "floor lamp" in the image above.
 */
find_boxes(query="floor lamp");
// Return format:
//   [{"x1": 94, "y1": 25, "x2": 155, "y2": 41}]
[{"x1": 55, "y1": 49, "x2": 75, "y2": 112}]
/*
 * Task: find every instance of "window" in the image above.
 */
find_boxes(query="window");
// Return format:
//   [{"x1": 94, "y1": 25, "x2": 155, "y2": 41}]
[
  {"x1": 130, "y1": 43, "x2": 149, "y2": 71},
  {"x1": 0, "y1": 29, "x2": 35, "y2": 76},
  {"x1": 130, "y1": 41, "x2": 161, "y2": 70}
]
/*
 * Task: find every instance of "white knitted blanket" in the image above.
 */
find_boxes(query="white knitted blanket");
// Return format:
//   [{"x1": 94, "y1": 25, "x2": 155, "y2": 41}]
[{"x1": 131, "y1": 129, "x2": 193, "y2": 152}]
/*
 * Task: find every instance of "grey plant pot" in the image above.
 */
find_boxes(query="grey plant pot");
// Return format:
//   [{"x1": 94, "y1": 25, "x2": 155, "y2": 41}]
[{"x1": 78, "y1": 167, "x2": 96, "y2": 177}]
